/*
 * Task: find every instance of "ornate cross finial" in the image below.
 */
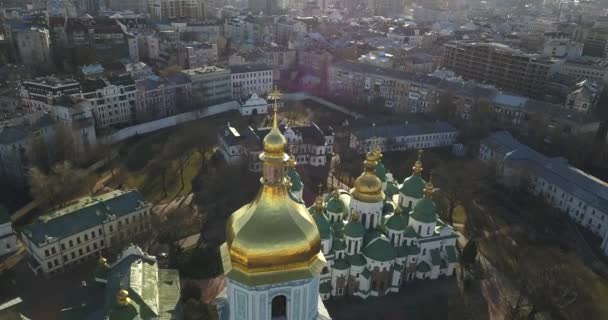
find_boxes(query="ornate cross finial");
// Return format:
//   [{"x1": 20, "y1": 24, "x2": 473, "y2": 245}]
[
  {"x1": 417, "y1": 149, "x2": 424, "y2": 160},
  {"x1": 317, "y1": 183, "x2": 324, "y2": 195},
  {"x1": 269, "y1": 86, "x2": 281, "y2": 128}
]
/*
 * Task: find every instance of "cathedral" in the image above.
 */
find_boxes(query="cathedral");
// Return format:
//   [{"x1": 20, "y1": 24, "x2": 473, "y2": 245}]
[{"x1": 218, "y1": 101, "x2": 458, "y2": 319}]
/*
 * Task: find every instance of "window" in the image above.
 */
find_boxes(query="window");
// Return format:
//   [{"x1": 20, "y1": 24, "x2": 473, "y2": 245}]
[
  {"x1": 61, "y1": 243, "x2": 66, "y2": 250},
  {"x1": 109, "y1": 225, "x2": 114, "y2": 232},
  {"x1": 54, "y1": 259, "x2": 58, "y2": 267},
  {"x1": 45, "y1": 249, "x2": 49, "y2": 257},
  {"x1": 51, "y1": 247, "x2": 56, "y2": 254},
  {"x1": 86, "y1": 246, "x2": 90, "y2": 253},
  {"x1": 78, "y1": 249, "x2": 83, "y2": 256},
  {"x1": 76, "y1": 237, "x2": 81, "y2": 244},
  {"x1": 63, "y1": 255, "x2": 67, "y2": 262},
  {"x1": 71, "y1": 252, "x2": 76, "y2": 259},
  {"x1": 84, "y1": 234, "x2": 88, "y2": 241},
  {"x1": 47, "y1": 262, "x2": 53, "y2": 269}
]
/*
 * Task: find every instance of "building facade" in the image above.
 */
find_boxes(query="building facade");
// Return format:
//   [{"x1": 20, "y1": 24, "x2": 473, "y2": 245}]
[
  {"x1": 181, "y1": 66, "x2": 231, "y2": 105},
  {"x1": 81, "y1": 76, "x2": 137, "y2": 128},
  {"x1": 19, "y1": 77, "x2": 81, "y2": 112},
  {"x1": 479, "y1": 131, "x2": 608, "y2": 256},
  {"x1": 229, "y1": 64, "x2": 274, "y2": 99},
  {"x1": 21, "y1": 190, "x2": 152, "y2": 277},
  {"x1": 0, "y1": 206, "x2": 17, "y2": 257},
  {"x1": 14, "y1": 27, "x2": 51, "y2": 67}
]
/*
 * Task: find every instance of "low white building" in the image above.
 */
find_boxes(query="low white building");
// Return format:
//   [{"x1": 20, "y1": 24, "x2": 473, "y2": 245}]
[
  {"x1": 349, "y1": 121, "x2": 459, "y2": 154},
  {"x1": 21, "y1": 190, "x2": 152, "y2": 277},
  {"x1": 479, "y1": 131, "x2": 608, "y2": 256},
  {"x1": 239, "y1": 93, "x2": 269, "y2": 116},
  {"x1": 0, "y1": 206, "x2": 17, "y2": 257},
  {"x1": 229, "y1": 64, "x2": 274, "y2": 99}
]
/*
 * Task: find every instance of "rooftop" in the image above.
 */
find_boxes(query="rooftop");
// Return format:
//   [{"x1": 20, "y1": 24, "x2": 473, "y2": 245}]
[
  {"x1": 229, "y1": 64, "x2": 272, "y2": 74},
  {"x1": 352, "y1": 121, "x2": 457, "y2": 140},
  {"x1": 181, "y1": 66, "x2": 227, "y2": 76}
]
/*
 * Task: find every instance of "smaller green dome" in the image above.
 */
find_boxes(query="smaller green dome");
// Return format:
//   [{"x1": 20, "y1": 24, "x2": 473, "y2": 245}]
[
  {"x1": 363, "y1": 229, "x2": 383, "y2": 246},
  {"x1": 332, "y1": 221, "x2": 345, "y2": 238},
  {"x1": 385, "y1": 181, "x2": 399, "y2": 197},
  {"x1": 362, "y1": 236, "x2": 396, "y2": 262},
  {"x1": 326, "y1": 196, "x2": 346, "y2": 214},
  {"x1": 347, "y1": 253, "x2": 367, "y2": 267},
  {"x1": 375, "y1": 161, "x2": 387, "y2": 182},
  {"x1": 383, "y1": 202, "x2": 395, "y2": 214},
  {"x1": 410, "y1": 198, "x2": 437, "y2": 223},
  {"x1": 385, "y1": 214, "x2": 407, "y2": 231},
  {"x1": 333, "y1": 259, "x2": 350, "y2": 270},
  {"x1": 400, "y1": 175, "x2": 426, "y2": 199},
  {"x1": 343, "y1": 220, "x2": 365, "y2": 238},
  {"x1": 332, "y1": 238, "x2": 346, "y2": 251},
  {"x1": 312, "y1": 212, "x2": 331, "y2": 239}
]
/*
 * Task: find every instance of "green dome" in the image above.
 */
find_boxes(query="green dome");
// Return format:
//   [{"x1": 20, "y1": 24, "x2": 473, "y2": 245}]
[
  {"x1": 362, "y1": 235, "x2": 396, "y2": 262},
  {"x1": 332, "y1": 221, "x2": 345, "y2": 238},
  {"x1": 363, "y1": 229, "x2": 383, "y2": 246},
  {"x1": 416, "y1": 261, "x2": 431, "y2": 273},
  {"x1": 320, "y1": 282, "x2": 331, "y2": 293},
  {"x1": 383, "y1": 202, "x2": 395, "y2": 214},
  {"x1": 332, "y1": 238, "x2": 346, "y2": 251},
  {"x1": 397, "y1": 245, "x2": 409, "y2": 258},
  {"x1": 400, "y1": 175, "x2": 426, "y2": 198},
  {"x1": 287, "y1": 168, "x2": 303, "y2": 192},
  {"x1": 385, "y1": 181, "x2": 399, "y2": 197},
  {"x1": 326, "y1": 196, "x2": 346, "y2": 214},
  {"x1": 343, "y1": 220, "x2": 365, "y2": 238},
  {"x1": 333, "y1": 259, "x2": 349, "y2": 270},
  {"x1": 375, "y1": 161, "x2": 387, "y2": 182},
  {"x1": 347, "y1": 253, "x2": 367, "y2": 267},
  {"x1": 385, "y1": 214, "x2": 407, "y2": 231},
  {"x1": 312, "y1": 212, "x2": 331, "y2": 239},
  {"x1": 404, "y1": 226, "x2": 418, "y2": 238},
  {"x1": 410, "y1": 198, "x2": 437, "y2": 223}
]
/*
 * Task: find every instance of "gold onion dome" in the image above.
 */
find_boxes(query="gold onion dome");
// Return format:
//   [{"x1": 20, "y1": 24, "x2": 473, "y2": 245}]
[
  {"x1": 116, "y1": 289, "x2": 130, "y2": 306},
  {"x1": 351, "y1": 151, "x2": 385, "y2": 203},
  {"x1": 224, "y1": 94, "x2": 325, "y2": 286}
]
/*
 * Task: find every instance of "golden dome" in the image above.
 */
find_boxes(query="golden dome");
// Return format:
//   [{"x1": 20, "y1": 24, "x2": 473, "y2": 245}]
[
  {"x1": 351, "y1": 151, "x2": 385, "y2": 203},
  {"x1": 116, "y1": 289, "x2": 130, "y2": 306},
  {"x1": 223, "y1": 98, "x2": 325, "y2": 287}
]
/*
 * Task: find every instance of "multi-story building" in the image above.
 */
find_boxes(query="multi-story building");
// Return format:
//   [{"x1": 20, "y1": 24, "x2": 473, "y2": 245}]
[
  {"x1": 358, "y1": 51, "x2": 395, "y2": 69},
  {"x1": 349, "y1": 121, "x2": 458, "y2": 154},
  {"x1": 0, "y1": 206, "x2": 18, "y2": 257},
  {"x1": 273, "y1": 16, "x2": 306, "y2": 45},
  {"x1": 13, "y1": 27, "x2": 51, "y2": 67},
  {"x1": 148, "y1": 0, "x2": 205, "y2": 23},
  {"x1": 229, "y1": 64, "x2": 273, "y2": 99},
  {"x1": 479, "y1": 131, "x2": 608, "y2": 256},
  {"x1": 135, "y1": 74, "x2": 192, "y2": 122},
  {"x1": 176, "y1": 41, "x2": 218, "y2": 69},
  {"x1": 249, "y1": 0, "x2": 277, "y2": 15},
  {"x1": 582, "y1": 27, "x2": 608, "y2": 58},
  {"x1": 443, "y1": 41, "x2": 552, "y2": 97},
  {"x1": 328, "y1": 61, "x2": 440, "y2": 112},
  {"x1": 81, "y1": 76, "x2": 137, "y2": 128},
  {"x1": 19, "y1": 77, "x2": 82, "y2": 112},
  {"x1": 181, "y1": 66, "x2": 231, "y2": 105},
  {"x1": 21, "y1": 189, "x2": 152, "y2": 277},
  {"x1": 106, "y1": 0, "x2": 149, "y2": 13},
  {"x1": 218, "y1": 121, "x2": 333, "y2": 172},
  {"x1": 229, "y1": 46, "x2": 296, "y2": 71},
  {"x1": 551, "y1": 57, "x2": 608, "y2": 85},
  {"x1": 564, "y1": 79, "x2": 602, "y2": 114},
  {"x1": 0, "y1": 113, "x2": 57, "y2": 187}
]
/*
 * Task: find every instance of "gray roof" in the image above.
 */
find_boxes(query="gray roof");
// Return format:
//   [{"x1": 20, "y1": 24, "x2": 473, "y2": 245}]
[
  {"x1": 332, "y1": 60, "x2": 442, "y2": 86},
  {"x1": 482, "y1": 131, "x2": 608, "y2": 210},
  {"x1": 353, "y1": 121, "x2": 457, "y2": 140},
  {"x1": 22, "y1": 190, "x2": 148, "y2": 245},
  {"x1": 229, "y1": 64, "x2": 272, "y2": 74}
]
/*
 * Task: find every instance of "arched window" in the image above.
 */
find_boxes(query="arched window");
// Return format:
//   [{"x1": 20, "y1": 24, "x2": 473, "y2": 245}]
[
  {"x1": 417, "y1": 225, "x2": 421, "y2": 233},
  {"x1": 271, "y1": 295, "x2": 287, "y2": 319},
  {"x1": 361, "y1": 214, "x2": 367, "y2": 228}
]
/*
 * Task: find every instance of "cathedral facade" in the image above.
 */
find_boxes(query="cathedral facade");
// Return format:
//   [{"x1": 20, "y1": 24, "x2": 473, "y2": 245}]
[{"x1": 306, "y1": 150, "x2": 459, "y2": 300}]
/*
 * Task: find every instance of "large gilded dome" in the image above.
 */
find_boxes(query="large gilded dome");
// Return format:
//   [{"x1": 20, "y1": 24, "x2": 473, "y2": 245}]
[
  {"x1": 222, "y1": 105, "x2": 325, "y2": 287},
  {"x1": 351, "y1": 151, "x2": 385, "y2": 203}
]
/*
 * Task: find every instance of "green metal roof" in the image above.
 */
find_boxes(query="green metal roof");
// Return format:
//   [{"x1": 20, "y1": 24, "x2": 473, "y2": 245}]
[
  {"x1": 362, "y1": 236, "x2": 396, "y2": 262},
  {"x1": 396, "y1": 245, "x2": 409, "y2": 258},
  {"x1": 332, "y1": 238, "x2": 346, "y2": 251},
  {"x1": 332, "y1": 221, "x2": 345, "y2": 238},
  {"x1": 0, "y1": 205, "x2": 9, "y2": 224},
  {"x1": 326, "y1": 196, "x2": 346, "y2": 214},
  {"x1": 313, "y1": 212, "x2": 331, "y2": 239},
  {"x1": 440, "y1": 259, "x2": 448, "y2": 268},
  {"x1": 417, "y1": 234, "x2": 458, "y2": 244},
  {"x1": 375, "y1": 161, "x2": 387, "y2": 182},
  {"x1": 343, "y1": 221, "x2": 365, "y2": 238},
  {"x1": 385, "y1": 214, "x2": 407, "y2": 231},
  {"x1": 320, "y1": 282, "x2": 331, "y2": 293},
  {"x1": 346, "y1": 253, "x2": 366, "y2": 267},
  {"x1": 410, "y1": 198, "x2": 437, "y2": 223},
  {"x1": 430, "y1": 249, "x2": 441, "y2": 266},
  {"x1": 363, "y1": 230, "x2": 383, "y2": 246},
  {"x1": 385, "y1": 181, "x2": 399, "y2": 197},
  {"x1": 446, "y1": 246, "x2": 458, "y2": 263},
  {"x1": 416, "y1": 261, "x2": 431, "y2": 273},
  {"x1": 361, "y1": 268, "x2": 370, "y2": 279},
  {"x1": 23, "y1": 190, "x2": 147, "y2": 245},
  {"x1": 287, "y1": 168, "x2": 303, "y2": 191},
  {"x1": 400, "y1": 175, "x2": 426, "y2": 198},
  {"x1": 408, "y1": 245, "x2": 421, "y2": 255},
  {"x1": 382, "y1": 202, "x2": 395, "y2": 214},
  {"x1": 404, "y1": 225, "x2": 418, "y2": 238},
  {"x1": 333, "y1": 259, "x2": 349, "y2": 270}
]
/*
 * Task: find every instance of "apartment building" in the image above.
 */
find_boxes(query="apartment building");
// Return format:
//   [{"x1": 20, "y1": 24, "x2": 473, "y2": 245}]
[
  {"x1": 181, "y1": 66, "x2": 231, "y2": 105},
  {"x1": 218, "y1": 122, "x2": 333, "y2": 172},
  {"x1": 443, "y1": 41, "x2": 552, "y2": 97},
  {"x1": 229, "y1": 64, "x2": 273, "y2": 99},
  {"x1": 0, "y1": 206, "x2": 17, "y2": 257},
  {"x1": 564, "y1": 79, "x2": 602, "y2": 114},
  {"x1": 21, "y1": 190, "x2": 152, "y2": 277},
  {"x1": 19, "y1": 77, "x2": 81, "y2": 112},
  {"x1": 479, "y1": 131, "x2": 608, "y2": 256},
  {"x1": 148, "y1": 0, "x2": 205, "y2": 23},
  {"x1": 176, "y1": 41, "x2": 218, "y2": 69},
  {"x1": 81, "y1": 76, "x2": 137, "y2": 128},
  {"x1": 349, "y1": 121, "x2": 458, "y2": 154},
  {"x1": 135, "y1": 74, "x2": 192, "y2": 122},
  {"x1": 13, "y1": 27, "x2": 51, "y2": 67},
  {"x1": 328, "y1": 60, "x2": 440, "y2": 112},
  {"x1": 552, "y1": 57, "x2": 608, "y2": 85}
]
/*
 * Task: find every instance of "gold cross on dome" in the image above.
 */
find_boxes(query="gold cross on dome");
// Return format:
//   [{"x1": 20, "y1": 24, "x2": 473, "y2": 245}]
[{"x1": 269, "y1": 86, "x2": 281, "y2": 113}]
